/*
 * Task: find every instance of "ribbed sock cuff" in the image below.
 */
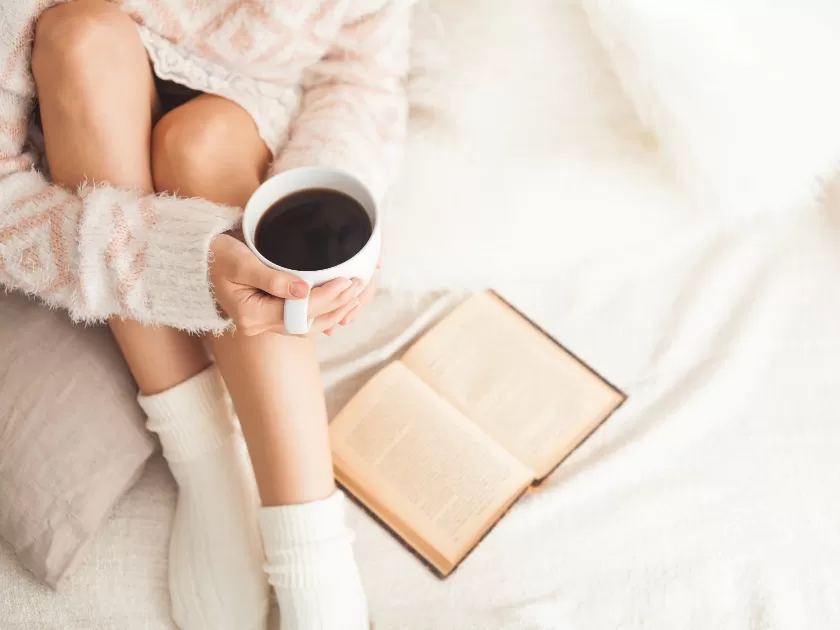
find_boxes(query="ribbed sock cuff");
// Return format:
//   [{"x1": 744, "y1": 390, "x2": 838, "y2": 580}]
[
  {"x1": 138, "y1": 365, "x2": 233, "y2": 462},
  {"x1": 259, "y1": 492, "x2": 356, "y2": 588},
  {"x1": 260, "y1": 491, "x2": 348, "y2": 547}
]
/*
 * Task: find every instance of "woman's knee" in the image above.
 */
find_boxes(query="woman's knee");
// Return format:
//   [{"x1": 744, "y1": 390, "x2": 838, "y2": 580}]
[
  {"x1": 151, "y1": 98, "x2": 269, "y2": 198},
  {"x1": 32, "y1": 0, "x2": 142, "y2": 89},
  {"x1": 150, "y1": 107, "x2": 225, "y2": 193}
]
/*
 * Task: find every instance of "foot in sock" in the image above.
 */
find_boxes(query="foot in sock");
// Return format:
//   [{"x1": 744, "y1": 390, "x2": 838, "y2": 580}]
[
  {"x1": 260, "y1": 491, "x2": 370, "y2": 630},
  {"x1": 139, "y1": 366, "x2": 269, "y2": 630}
]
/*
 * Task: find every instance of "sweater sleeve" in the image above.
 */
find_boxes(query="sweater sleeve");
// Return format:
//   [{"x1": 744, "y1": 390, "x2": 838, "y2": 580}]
[
  {"x1": 0, "y1": 86, "x2": 240, "y2": 332},
  {"x1": 0, "y1": 14, "x2": 245, "y2": 335},
  {"x1": 268, "y1": 0, "x2": 412, "y2": 201}
]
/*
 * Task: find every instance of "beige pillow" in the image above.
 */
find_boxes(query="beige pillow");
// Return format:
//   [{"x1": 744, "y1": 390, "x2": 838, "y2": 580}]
[{"x1": 0, "y1": 292, "x2": 154, "y2": 589}]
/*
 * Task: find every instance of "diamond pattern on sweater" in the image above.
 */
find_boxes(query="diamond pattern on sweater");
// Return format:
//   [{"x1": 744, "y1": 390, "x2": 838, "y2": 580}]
[{"x1": 0, "y1": 187, "x2": 73, "y2": 299}]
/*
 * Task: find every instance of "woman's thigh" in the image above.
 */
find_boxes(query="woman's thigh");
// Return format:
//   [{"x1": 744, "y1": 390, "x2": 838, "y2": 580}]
[
  {"x1": 32, "y1": 0, "x2": 159, "y2": 190},
  {"x1": 32, "y1": 2, "x2": 211, "y2": 397},
  {"x1": 151, "y1": 94, "x2": 271, "y2": 207}
]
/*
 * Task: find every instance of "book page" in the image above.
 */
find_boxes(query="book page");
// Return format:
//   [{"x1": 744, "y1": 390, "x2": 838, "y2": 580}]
[
  {"x1": 402, "y1": 292, "x2": 625, "y2": 479},
  {"x1": 330, "y1": 362, "x2": 533, "y2": 576}
]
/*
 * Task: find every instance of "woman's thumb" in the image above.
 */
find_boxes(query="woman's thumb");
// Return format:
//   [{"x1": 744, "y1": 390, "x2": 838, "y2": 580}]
[{"x1": 245, "y1": 258, "x2": 309, "y2": 299}]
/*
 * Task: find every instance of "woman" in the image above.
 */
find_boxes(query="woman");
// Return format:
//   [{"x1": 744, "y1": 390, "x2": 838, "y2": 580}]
[{"x1": 0, "y1": 0, "x2": 411, "y2": 628}]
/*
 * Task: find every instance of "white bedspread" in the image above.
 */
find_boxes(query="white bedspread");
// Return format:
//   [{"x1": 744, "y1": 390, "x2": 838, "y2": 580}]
[
  {"x1": 5, "y1": 195, "x2": 840, "y2": 629},
  {"x1": 5, "y1": 0, "x2": 840, "y2": 625},
  {"x1": 368, "y1": 207, "x2": 840, "y2": 630}
]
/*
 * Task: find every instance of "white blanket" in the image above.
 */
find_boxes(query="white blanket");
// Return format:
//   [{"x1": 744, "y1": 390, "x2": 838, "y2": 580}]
[
  {"x1": 4, "y1": 200, "x2": 840, "y2": 629},
  {"x1": 369, "y1": 208, "x2": 840, "y2": 629},
  {"x1": 381, "y1": 0, "x2": 840, "y2": 292},
  {"x1": 5, "y1": 0, "x2": 840, "y2": 627}
]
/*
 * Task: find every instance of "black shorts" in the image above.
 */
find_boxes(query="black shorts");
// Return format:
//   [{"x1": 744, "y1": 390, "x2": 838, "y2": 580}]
[{"x1": 155, "y1": 76, "x2": 203, "y2": 115}]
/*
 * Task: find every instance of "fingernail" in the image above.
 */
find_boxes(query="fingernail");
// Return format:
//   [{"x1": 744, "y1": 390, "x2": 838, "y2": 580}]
[
  {"x1": 353, "y1": 281, "x2": 365, "y2": 297},
  {"x1": 290, "y1": 282, "x2": 309, "y2": 298},
  {"x1": 337, "y1": 279, "x2": 353, "y2": 292}
]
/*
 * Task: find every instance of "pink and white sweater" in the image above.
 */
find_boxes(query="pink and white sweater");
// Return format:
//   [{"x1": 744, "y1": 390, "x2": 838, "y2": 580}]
[{"x1": 0, "y1": 0, "x2": 411, "y2": 332}]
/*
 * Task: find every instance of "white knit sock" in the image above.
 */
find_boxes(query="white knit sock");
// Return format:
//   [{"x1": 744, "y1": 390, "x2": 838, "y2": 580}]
[
  {"x1": 139, "y1": 366, "x2": 268, "y2": 630},
  {"x1": 259, "y1": 491, "x2": 369, "y2": 630}
]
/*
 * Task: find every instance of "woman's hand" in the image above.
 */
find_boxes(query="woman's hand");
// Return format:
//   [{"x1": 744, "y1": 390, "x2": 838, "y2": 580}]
[
  {"x1": 209, "y1": 234, "x2": 363, "y2": 336},
  {"x1": 321, "y1": 272, "x2": 378, "y2": 336}
]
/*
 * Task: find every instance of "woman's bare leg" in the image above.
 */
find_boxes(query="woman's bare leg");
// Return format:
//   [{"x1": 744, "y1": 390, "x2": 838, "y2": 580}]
[
  {"x1": 152, "y1": 95, "x2": 368, "y2": 630},
  {"x1": 33, "y1": 5, "x2": 268, "y2": 629},
  {"x1": 151, "y1": 95, "x2": 335, "y2": 506},
  {"x1": 32, "y1": 0, "x2": 208, "y2": 395},
  {"x1": 209, "y1": 334, "x2": 335, "y2": 504}
]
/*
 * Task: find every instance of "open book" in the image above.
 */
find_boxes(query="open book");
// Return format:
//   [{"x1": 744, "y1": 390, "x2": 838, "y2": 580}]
[{"x1": 329, "y1": 292, "x2": 625, "y2": 577}]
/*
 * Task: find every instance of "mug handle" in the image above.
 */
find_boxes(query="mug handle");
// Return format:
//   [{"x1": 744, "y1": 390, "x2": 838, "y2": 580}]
[{"x1": 284, "y1": 297, "x2": 313, "y2": 335}]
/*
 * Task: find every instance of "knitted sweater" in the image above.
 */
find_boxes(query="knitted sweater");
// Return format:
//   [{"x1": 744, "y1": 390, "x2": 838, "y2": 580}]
[{"x1": 0, "y1": 0, "x2": 410, "y2": 332}]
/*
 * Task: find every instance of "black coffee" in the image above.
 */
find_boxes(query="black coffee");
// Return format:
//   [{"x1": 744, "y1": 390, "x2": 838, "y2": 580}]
[{"x1": 254, "y1": 188, "x2": 372, "y2": 271}]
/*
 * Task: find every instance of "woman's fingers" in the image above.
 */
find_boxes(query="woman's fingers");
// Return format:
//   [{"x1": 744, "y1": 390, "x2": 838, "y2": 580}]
[
  {"x1": 315, "y1": 297, "x2": 360, "y2": 336},
  {"x1": 306, "y1": 277, "x2": 360, "y2": 318},
  {"x1": 338, "y1": 276, "x2": 377, "y2": 327},
  {"x1": 307, "y1": 264, "x2": 380, "y2": 335},
  {"x1": 254, "y1": 278, "x2": 358, "y2": 336},
  {"x1": 322, "y1": 276, "x2": 378, "y2": 334}
]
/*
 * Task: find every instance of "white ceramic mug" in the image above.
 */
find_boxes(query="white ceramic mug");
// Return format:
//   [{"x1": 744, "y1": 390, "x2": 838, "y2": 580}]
[{"x1": 242, "y1": 166, "x2": 381, "y2": 335}]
